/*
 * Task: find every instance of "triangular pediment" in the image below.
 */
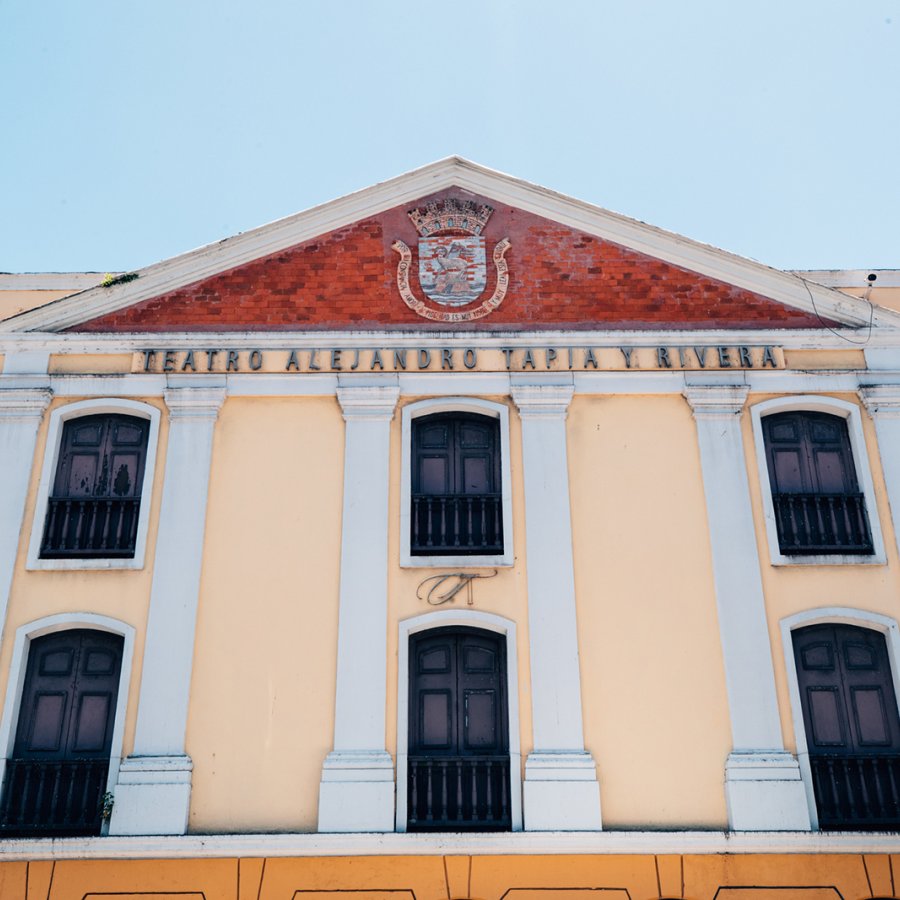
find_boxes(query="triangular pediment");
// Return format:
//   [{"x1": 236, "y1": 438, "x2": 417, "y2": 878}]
[{"x1": 2, "y1": 158, "x2": 889, "y2": 333}]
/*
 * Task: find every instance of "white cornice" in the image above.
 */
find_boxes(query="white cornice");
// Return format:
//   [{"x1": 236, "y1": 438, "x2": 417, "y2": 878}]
[
  {"x1": 0, "y1": 325, "x2": 898, "y2": 355},
  {"x1": 1, "y1": 158, "x2": 894, "y2": 333},
  {"x1": 794, "y1": 269, "x2": 900, "y2": 289},
  {"x1": 0, "y1": 830, "x2": 898, "y2": 860}
]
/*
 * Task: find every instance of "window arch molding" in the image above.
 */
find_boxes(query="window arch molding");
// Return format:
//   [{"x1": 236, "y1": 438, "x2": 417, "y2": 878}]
[
  {"x1": 400, "y1": 397, "x2": 514, "y2": 567},
  {"x1": 0, "y1": 612, "x2": 135, "y2": 835},
  {"x1": 395, "y1": 608, "x2": 522, "y2": 832},
  {"x1": 780, "y1": 606, "x2": 900, "y2": 830},
  {"x1": 26, "y1": 398, "x2": 162, "y2": 571},
  {"x1": 750, "y1": 395, "x2": 886, "y2": 565}
]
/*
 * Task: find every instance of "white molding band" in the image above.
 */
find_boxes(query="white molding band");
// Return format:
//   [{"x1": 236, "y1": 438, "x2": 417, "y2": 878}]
[
  {"x1": 0, "y1": 613, "x2": 135, "y2": 836},
  {"x1": 860, "y1": 385, "x2": 900, "y2": 565},
  {"x1": 511, "y1": 379, "x2": 602, "y2": 831},
  {"x1": 395, "y1": 610, "x2": 523, "y2": 833},
  {"x1": 318, "y1": 381, "x2": 400, "y2": 833},
  {"x1": 0, "y1": 388, "x2": 52, "y2": 645},
  {"x1": 780, "y1": 607, "x2": 900, "y2": 830},
  {"x1": 0, "y1": 828, "x2": 899, "y2": 860},
  {"x1": 684, "y1": 384, "x2": 811, "y2": 831},
  {"x1": 109, "y1": 386, "x2": 225, "y2": 836},
  {"x1": 749, "y1": 395, "x2": 886, "y2": 566}
]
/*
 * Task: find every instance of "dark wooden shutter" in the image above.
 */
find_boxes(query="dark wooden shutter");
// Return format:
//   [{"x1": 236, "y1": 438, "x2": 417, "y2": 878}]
[
  {"x1": 762, "y1": 412, "x2": 872, "y2": 554},
  {"x1": 407, "y1": 627, "x2": 510, "y2": 830},
  {"x1": 793, "y1": 623, "x2": 900, "y2": 829},
  {"x1": 763, "y1": 412, "x2": 858, "y2": 495},
  {"x1": 1, "y1": 630, "x2": 123, "y2": 835},
  {"x1": 41, "y1": 414, "x2": 149, "y2": 558},
  {"x1": 410, "y1": 413, "x2": 503, "y2": 555}
]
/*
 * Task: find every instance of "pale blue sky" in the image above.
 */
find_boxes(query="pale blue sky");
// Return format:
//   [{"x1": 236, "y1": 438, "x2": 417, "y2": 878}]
[{"x1": 1, "y1": 0, "x2": 898, "y2": 273}]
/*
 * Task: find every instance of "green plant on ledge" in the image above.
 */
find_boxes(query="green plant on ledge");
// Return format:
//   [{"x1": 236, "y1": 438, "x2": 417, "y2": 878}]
[
  {"x1": 101, "y1": 272, "x2": 139, "y2": 288},
  {"x1": 100, "y1": 791, "x2": 115, "y2": 821}
]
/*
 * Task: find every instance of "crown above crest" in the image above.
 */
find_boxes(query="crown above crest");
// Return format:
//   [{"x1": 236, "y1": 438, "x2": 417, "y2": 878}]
[{"x1": 407, "y1": 198, "x2": 494, "y2": 237}]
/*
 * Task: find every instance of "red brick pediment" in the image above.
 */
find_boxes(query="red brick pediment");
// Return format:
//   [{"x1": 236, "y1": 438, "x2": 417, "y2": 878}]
[{"x1": 73, "y1": 188, "x2": 830, "y2": 332}]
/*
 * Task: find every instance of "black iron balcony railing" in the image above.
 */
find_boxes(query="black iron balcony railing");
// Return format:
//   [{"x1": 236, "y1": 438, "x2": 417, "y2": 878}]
[
  {"x1": 772, "y1": 492, "x2": 873, "y2": 555},
  {"x1": 0, "y1": 758, "x2": 108, "y2": 836},
  {"x1": 40, "y1": 497, "x2": 141, "y2": 559},
  {"x1": 411, "y1": 493, "x2": 503, "y2": 556},
  {"x1": 407, "y1": 755, "x2": 511, "y2": 831},
  {"x1": 811, "y1": 754, "x2": 900, "y2": 830}
]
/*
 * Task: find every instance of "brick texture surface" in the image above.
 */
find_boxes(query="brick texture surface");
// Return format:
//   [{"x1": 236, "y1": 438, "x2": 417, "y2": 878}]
[{"x1": 74, "y1": 189, "x2": 829, "y2": 332}]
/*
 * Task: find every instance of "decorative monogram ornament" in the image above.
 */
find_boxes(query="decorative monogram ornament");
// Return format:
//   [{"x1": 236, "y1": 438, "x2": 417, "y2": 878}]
[{"x1": 392, "y1": 198, "x2": 511, "y2": 322}]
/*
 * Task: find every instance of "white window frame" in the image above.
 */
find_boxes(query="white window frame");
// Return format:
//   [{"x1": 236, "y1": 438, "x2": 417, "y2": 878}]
[
  {"x1": 395, "y1": 608, "x2": 523, "y2": 832},
  {"x1": 0, "y1": 613, "x2": 135, "y2": 836},
  {"x1": 780, "y1": 606, "x2": 900, "y2": 830},
  {"x1": 750, "y1": 395, "x2": 886, "y2": 566},
  {"x1": 400, "y1": 397, "x2": 514, "y2": 568},
  {"x1": 26, "y1": 399, "x2": 161, "y2": 571}
]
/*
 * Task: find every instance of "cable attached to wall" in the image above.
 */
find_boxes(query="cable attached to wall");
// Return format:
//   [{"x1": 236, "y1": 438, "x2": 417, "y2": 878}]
[{"x1": 793, "y1": 270, "x2": 875, "y2": 346}]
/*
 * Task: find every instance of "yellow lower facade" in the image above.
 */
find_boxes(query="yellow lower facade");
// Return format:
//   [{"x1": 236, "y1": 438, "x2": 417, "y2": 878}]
[{"x1": 3, "y1": 852, "x2": 900, "y2": 899}]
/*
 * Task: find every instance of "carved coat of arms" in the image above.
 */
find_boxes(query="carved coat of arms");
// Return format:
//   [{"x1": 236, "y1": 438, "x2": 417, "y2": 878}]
[{"x1": 392, "y1": 199, "x2": 510, "y2": 322}]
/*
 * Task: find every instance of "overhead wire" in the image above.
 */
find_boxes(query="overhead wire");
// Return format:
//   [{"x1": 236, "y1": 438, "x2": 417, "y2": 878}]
[{"x1": 792, "y1": 270, "x2": 874, "y2": 346}]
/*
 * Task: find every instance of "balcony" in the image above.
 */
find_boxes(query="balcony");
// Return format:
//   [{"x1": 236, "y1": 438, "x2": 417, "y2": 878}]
[
  {"x1": 0, "y1": 758, "x2": 109, "y2": 837},
  {"x1": 407, "y1": 755, "x2": 511, "y2": 831},
  {"x1": 411, "y1": 493, "x2": 503, "y2": 556},
  {"x1": 772, "y1": 492, "x2": 873, "y2": 555},
  {"x1": 811, "y1": 754, "x2": 900, "y2": 830},
  {"x1": 40, "y1": 497, "x2": 141, "y2": 559}
]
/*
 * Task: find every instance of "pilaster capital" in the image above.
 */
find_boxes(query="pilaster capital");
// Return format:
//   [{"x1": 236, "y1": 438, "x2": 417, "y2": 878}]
[
  {"x1": 683, "y1": 384, "x2": 750, "y2": 419},
  {"x1": 163, "y1": 387, "x2": 227, "y2": 422},
  {"x1": 336, "y1": 385, "x2": 400, "y2": 421},
  {"x1": 511, "y1": 383, "x2": 575, "y2": 419},
  {"x1": 859, "y1": 384, "x2": 900, "y2": 419},
  {"x1": 0, "y1": 388, "x2": 53, "y2": 422}
]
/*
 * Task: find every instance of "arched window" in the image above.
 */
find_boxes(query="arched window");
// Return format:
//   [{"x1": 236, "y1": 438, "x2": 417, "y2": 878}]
[
  {"x1": 0, "y1": 629, "x2": 124, "y2": 836},
  {"x1": 762, "y1": 410, "x2": 873, "y2": 556},
  {"x1": 39, "y1": 414, "x2": 149, "y2": 559},
  {"x1": 793, "y1": 623, "x2": 900, "y2": 829},
  {"x1": 407, "y1": 626, "x2": 510, "y2": 831},
  {"x1": 27, "y1": 400, "x2": 160, "y2": 570}
]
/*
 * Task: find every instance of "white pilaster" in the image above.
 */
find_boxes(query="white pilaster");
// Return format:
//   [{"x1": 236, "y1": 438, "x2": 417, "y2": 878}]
[
  {"x1": 109, "y1": 386, "x2": 225, "y2": 836},
  {"x1": 511, "y1": 380, "x2": 602, "y2": 831},
  {"x1": 0, "y1": 389, "x2": 52, "y2": 643},
  {"x1": 860, "y1": 385, "x2": 900, "y2": 563},
  {"x1": 684, "y1": 384, "x2": 810, "y2": 831},
  {"x1": 318, "y1": 382, "x2": 399, "y2": 833}
]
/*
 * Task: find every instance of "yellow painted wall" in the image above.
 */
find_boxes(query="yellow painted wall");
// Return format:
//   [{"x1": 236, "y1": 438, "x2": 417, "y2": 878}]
[
  {"x1": 49, "y1": 354, "x2": 134, "y2": 374},
  {"x1": 186, "y1": 398, "x2": 344, "y2": 833},
  {"x1": 0, "y1": 289, "x2": 75, "y2": 320},
  {"x1": 570, "y1": 395, "x2": 731, "y2": 828}
]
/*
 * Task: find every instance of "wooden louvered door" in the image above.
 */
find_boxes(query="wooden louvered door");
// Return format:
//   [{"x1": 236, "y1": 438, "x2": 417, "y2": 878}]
[
  {"x1": 0, "y1": 630, "x2": 123, "y2": 835},
  {"x1": 793, "y1": 623, "x2": 900, "y2": 829},
  {"x1": 408, "y1": 626, "x2": 510, "y2": 830}
]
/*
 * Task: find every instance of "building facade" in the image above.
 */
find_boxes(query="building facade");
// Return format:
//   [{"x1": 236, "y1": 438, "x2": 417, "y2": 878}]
[{"x1": 1, "y1": 158, "x2": 900, "y2": 897}]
